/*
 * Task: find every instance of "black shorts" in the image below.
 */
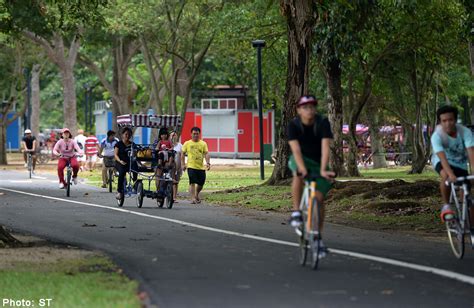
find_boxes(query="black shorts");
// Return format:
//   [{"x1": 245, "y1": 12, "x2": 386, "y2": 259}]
[
  {"x1": 434, "y1": 163, "x2": 469, "y2": 177},
  {"x1": 187, "y1": 168, "x2": 206, "y2": 186}
]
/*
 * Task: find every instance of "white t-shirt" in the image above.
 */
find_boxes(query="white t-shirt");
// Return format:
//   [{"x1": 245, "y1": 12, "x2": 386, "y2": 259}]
[
  {"x1": 74, "y1": 134, "x2": 87, "y2": 151},
  {"x1": 173, "y1": 143, "x2": 183, "y2": 168},
  {"x1": 173, "y1": 143, "x2": 183, "y2": 154},
  {"x1": 100, "y1": 137, "x2": 119, "y2": 157},
  {"x1": 431, "y1": 125, "x2": 474, "y2": 170}
]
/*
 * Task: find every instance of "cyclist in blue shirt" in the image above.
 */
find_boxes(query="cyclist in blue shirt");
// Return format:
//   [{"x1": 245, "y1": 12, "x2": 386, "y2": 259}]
[{"x1": 431, "y1": 105, "x2": 474, "y2": 224}]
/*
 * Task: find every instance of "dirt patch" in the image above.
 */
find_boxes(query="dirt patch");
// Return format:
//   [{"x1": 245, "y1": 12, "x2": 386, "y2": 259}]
[
  {"x1": 325, "y1": 179, "x2": 443, "y2": 235},
  {"x1": 0, "y1": 233, "x2": 98, "y2": 270},
  {"x1": 329, "y1": 179, "x2": 439, "y2": 202}
]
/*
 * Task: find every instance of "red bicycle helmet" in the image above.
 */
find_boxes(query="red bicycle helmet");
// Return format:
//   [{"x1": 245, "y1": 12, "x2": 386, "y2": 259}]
[{"x1": 297, "y1": 95, "x2": 318, "y2": 107}]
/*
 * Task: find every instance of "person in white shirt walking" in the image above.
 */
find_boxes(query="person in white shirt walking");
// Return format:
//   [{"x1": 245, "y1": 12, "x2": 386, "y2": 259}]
[
  {"x1": 74, "y1": 129, "x2": 87, "y2": 171},
  {"x1": 170, "y1": 131, "x2": 183, "y2": 202}
]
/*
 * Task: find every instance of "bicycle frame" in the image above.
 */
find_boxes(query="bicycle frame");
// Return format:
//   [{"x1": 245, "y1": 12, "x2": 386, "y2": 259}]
[
  {"x1": 449, "y1": 177, "x2": 473, "y2": 234},
  {"x1": 297, "y1": 180, "x2": 319, "y2": 236}
]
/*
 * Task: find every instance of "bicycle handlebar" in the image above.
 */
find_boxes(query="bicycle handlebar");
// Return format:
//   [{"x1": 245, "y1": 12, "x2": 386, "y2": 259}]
[
  {"x1": 444, "y1": 175, "x2": 474, "y2": 186},
  {"x1": 296, "y1": 172, "x2": 334, "y2": 181}
]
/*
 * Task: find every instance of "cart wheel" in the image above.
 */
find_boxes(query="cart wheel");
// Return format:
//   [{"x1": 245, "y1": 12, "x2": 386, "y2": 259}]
[
  {"x1": 157, "y1": 197, "x2": 164, "y2": 208},
  {"x1": 165, "y1": 182, "x2": 174, "y2": 209},
  {"x1": 136, "y1": 181, "x2": 144, "y2": 208}
]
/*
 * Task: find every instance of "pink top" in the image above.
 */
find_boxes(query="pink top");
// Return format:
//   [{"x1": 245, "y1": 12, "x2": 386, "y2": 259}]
[{"x1": 53, "y1": 139, "x2": 83, "y2": 158}]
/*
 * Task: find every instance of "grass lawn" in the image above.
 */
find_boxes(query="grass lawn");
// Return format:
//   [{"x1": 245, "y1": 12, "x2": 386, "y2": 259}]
[
  {"x1": 350, "y1": 166, "x2": 438, "y2": 181},
  {"x1": 82, "y1": 164, "x2": 443, "y2": 233},
  {"x1": 82, "y1": 165, "x2": 274, "y2": 193},
  {"x1": 0, "y1": 254, "x2": 140, "y2": 307}
]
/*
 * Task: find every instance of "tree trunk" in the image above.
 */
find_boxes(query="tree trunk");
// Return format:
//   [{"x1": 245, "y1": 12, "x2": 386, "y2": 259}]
[
  {"x1": 325, "y1": 57, "x2": 346, "y2": 176},
  {"x1": 0, "y1": 124, "x2": 7, "y2": 165},
  {"x1": 268, "y1": 0, "x2": 316, "y2": 185},
  {"x1": 30, "y1": 64, "x2": 41, "y2": 136},
  {"x1": 410, "y1": 96, "x2": 428, "y2": 173},
  {"x1": 347, "y1": 120, "x2": 360, "y2": 176},
  {"x1": 59, "y1": 64, "x2": 78, "y2": 134},
  {"x1": 111, "y1": 39, "x2": 133, "y2": 127},
  {"x1": 23, "y1": 31, "x2": 81, "y2": 134},
  {"x1": 367, "y1": 98, "x2": 386, "y2": 168},
  {"x1": 469, "y1": 41, "x2": 474, "y2": 76},
  {"x1": 140, "y1": 37, "x2": 164, "y2": 115}
]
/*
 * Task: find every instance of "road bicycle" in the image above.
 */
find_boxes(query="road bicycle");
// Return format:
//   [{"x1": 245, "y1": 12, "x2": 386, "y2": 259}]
[
  {"x1": 445, "y1": 175, "x2": 474, "y2": 259},
  {"x1": 25, "y1": 151, "x2": 33, "y2": 179},
  {"x1": 294, "y1": 174, "x2": 326, "y2": 270}
]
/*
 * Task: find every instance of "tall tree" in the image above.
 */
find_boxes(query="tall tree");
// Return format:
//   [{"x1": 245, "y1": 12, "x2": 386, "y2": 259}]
[
  {"x1": 0, "y1": 41, "x2": 27, "y2": 164},
  {"x1": 2, "y1": 0, "x2": 107, "y2": 134},
  {"x1": 268, "y1": 0, "x2": 317, "y2": 184}
]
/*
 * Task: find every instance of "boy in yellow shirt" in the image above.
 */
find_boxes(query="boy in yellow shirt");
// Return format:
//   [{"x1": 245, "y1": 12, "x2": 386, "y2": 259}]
[{"x1": 181, "y1": 127, "x2": 211, "y2": 204}]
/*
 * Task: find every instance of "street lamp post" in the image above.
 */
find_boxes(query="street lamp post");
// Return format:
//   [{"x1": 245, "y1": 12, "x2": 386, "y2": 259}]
[
  {"x1": 83, "y1": 83, "x2": 89, "y2": 132},
  {"x1": 252, "y1": 39, "x2": 266, "y2": 180},
  {"x1": 23, "y1": 68, "x2": 31, "y2": 130}
]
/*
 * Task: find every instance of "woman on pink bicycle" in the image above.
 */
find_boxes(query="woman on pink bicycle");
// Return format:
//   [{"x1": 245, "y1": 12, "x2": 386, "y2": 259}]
[{"x1": 52, "y1": 128, "x2": 84, "y2": 189}]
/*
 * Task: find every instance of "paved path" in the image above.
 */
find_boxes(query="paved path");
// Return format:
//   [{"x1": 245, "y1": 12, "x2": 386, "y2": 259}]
[{"x1": 0, "y1": 170, "x2": 473, "y2": 307}]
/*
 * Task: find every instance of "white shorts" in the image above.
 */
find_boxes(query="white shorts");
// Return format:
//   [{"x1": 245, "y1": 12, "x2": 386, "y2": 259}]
[{"x1": 86, "y1": 155, "x2": 97, "y2": 163}]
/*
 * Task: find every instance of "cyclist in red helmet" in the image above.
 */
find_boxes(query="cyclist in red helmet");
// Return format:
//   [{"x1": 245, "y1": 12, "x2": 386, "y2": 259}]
[{"x1": 287, "y1": 95, "x2": 335, "y2": 253}]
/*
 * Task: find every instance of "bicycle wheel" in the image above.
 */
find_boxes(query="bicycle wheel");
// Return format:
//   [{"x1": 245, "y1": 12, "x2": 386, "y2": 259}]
[
  {"x1": 446, "y1": 201, "x2": 464, "y2": 259},
  {"x1": 37, "y1": 153, "x2": 50, "y2": 165},
  {"x1": 108, "y1": 169, "x2": 114, "y2": 193},
  {"x1": 136, "y1": 181, "x2": 144, "y2": 208},
  {"x1": 468, "y1": 200, "x2": 474, "y2": 249},
  {"x1": 66, "y1": 168, "x2": 71, "y2": 197},
  {"x1": 28, "y1": 155, "x2": 32, "y2": 179},
  {"x1": 117, "y1": 178, "x2": 126, "y2": 207},
  {"x1": 157, "y1": 180, "x2": 165, "y2": 208},
  {"x1": 309, "y1": 198, "x2": 322, "y2": 270},
  {"x1": 446, "y1": 219, "x2": 464, "y2": 259},
  {"x1": 298, "y1": 218, "x2": 308, "y2": 266},
  {"x1": 164, "y1": 182, "x2": 174, "y2": 209}
]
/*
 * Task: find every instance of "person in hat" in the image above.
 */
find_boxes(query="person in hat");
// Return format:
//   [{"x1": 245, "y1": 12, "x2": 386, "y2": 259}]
[
  {"x1": 22, "y1": 129, "x2": 37, "y2": 174},
  {"x1": 52, "y1": 128, "x2": 83, "y2": 189},
  {"x1": 287, "y1": 95, "x2": 335, "y2": 257}
]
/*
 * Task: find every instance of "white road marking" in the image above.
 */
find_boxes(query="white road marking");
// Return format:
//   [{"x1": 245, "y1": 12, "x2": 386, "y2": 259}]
[
  {"x1": 32, "y1": 176, "x2": 48, "y2": 180},
  {"x1": 1, "y1": 186, "x2": 474, "y2": 286},
  {"x1": 9, "y1": 180, "x2": 32, "y2": 183}
]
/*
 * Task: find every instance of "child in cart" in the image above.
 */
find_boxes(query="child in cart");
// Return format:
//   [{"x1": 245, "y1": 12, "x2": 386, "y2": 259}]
[{"x1": 154, "y1": 129, "x2": 177, "y2": 197}]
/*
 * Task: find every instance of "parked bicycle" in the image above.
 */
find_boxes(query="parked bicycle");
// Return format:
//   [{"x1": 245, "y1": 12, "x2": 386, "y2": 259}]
[
  {"x1": 37, "y1": 146, "x2": 51, "y2": 165},
  {"x1": 445, "y1": 175, "x2": 474, "y2": 259},
  {"x1": 294, "y1": 174, "x2": 326, "y2": 270}
]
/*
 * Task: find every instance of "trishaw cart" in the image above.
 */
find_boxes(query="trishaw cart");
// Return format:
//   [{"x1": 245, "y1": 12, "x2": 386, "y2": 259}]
[{"x1": 116, "y1": 114, "x2": 181, "y2": 209}]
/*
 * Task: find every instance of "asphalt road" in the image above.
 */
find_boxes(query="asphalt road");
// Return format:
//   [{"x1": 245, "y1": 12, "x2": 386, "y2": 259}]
[{"x1": 0, "y1": 169, "x2": 473, "y2": 308}]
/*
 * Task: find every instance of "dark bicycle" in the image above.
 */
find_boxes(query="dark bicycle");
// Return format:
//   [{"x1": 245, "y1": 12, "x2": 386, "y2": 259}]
[{"x1": 102, "y1": 156, "x2": 116, "y2": 193}]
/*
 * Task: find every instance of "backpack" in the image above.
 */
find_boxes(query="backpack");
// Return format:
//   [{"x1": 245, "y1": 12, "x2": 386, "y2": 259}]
[
  {"x1": 295, "y1": 114, "x2": 324, "y2": 136},
  {"x1": 435, "y1": 124, "x2": 465, "y2": 148}
]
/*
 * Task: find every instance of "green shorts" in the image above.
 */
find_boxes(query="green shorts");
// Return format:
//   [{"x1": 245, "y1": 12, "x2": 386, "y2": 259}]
[{"x1": 288, "y1": 155, "x2": 333, "y2": 197}]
